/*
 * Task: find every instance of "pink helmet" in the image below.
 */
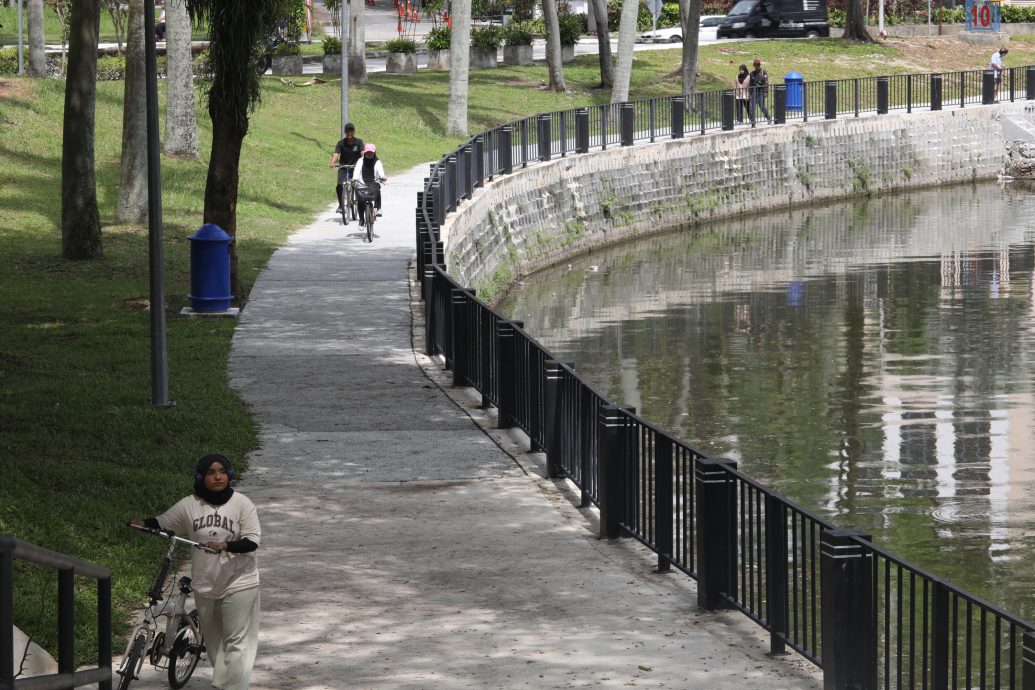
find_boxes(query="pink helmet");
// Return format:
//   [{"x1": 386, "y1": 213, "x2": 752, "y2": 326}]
[{"x1": 363, "y1": 143, "x2": 376, "y2": 154}]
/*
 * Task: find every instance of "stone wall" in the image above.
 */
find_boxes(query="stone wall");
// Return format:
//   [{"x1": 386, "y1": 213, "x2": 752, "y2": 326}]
[{"x1": 442, "y1": 103, "x2": 1034, "y2": 300}]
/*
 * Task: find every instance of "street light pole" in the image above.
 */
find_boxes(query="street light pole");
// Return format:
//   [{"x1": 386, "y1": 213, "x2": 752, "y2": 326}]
[
  {"x1": 143, "y1": 0, "x2": 170, "y2": 407},
  {"x1": 17, "y1": 0, "x2": 24, "y2": 76},
  {"x1": 341, "y1": 0, "x2": 350, "y2": 135}
]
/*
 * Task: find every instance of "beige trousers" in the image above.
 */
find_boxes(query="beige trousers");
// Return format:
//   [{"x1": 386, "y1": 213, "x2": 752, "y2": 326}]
[{"x1": 195, "y1": 586, "x2": 260, "y2": 690}]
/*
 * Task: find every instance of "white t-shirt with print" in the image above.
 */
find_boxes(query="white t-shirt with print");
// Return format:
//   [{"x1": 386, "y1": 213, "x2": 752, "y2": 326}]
[{"x1": 156, "y1": 492, "x2": 261, "y2": 598}]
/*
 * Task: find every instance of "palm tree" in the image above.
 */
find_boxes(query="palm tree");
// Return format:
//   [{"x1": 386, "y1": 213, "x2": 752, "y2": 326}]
[
  {"x1": 588, "y1": 0, "x2": 613, "y2": 89},
  {"x1": 348, "y1": 0, "x2": 368, "y2": 85},
  {"x1": 116, "y1": 0, "x2": 148, "y2": 223},
  {"x1": 445, "y1": 0, "x2": 472, "y2": 136},
  {"x1": 61, "y1": 0, "x2": 103, "y2": 259},
  {"x1": 611, "y1": 0, "x2": 639, "y2": 103},
  {"x1": 164, "y1": 0, "x2": 199, "y2": 157},
  {"x1": 543, "y1": 0, "x2": 566, "y2": 92},
  {"x1": 185, "y1": 0, "x2": 290, "y2": 302},
  {"x1": 27, "y1": 0, "x2": 46, "y2": 76}
]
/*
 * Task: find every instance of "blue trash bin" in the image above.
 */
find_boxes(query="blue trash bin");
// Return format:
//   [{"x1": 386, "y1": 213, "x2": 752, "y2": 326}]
[
  {"x1": 188, "y1": 224, "x2": 233, "y2": 312},
  {"x1": 785, "y1": 71, "x2": 804, "y2": 111}
]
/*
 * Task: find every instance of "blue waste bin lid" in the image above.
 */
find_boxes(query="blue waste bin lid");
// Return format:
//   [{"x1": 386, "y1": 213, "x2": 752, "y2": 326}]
[
  {"x1": 188, "y1": 223, "x2": 232, "y2": 242},
  {"x1": 785, "y1": 71, "x2": 803, "y2": 81}
]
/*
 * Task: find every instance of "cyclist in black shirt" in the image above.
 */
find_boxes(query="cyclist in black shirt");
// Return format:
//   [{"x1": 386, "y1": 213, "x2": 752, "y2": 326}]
[{"x1": 329, "y1": 123, "x2": 364, "y2": 213}]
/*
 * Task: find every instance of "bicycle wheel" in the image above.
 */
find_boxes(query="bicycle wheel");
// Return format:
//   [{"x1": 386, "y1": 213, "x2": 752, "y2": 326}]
[
  {"x1": 340, "y1": 200, "x2": 348, "y2": 226},
  {"x1": 116, "y1": 633, "x2": 147, "y2": 690},
  {"x1": 167, "y1": 611, "x2": 202, "y2": 689},
  {"x1": 366, "y1": 203, "x2": 374, "y2": 243}
]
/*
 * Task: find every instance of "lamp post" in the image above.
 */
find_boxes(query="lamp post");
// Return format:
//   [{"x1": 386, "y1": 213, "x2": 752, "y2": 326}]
[
  {"x1": 17, "y1": 0, "x2": 24, "y2": 75},
  {"x1": 341, "y1": 0, "x2": 350, "y2": 135},
  {"x1": 143, "y1": 0, "x2": 170, "y2": 407}
]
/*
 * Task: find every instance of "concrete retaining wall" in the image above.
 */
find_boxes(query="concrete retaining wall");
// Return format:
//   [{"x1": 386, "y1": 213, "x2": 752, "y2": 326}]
[{"x1": 441, "y1": 102, "x2": 1035, "y2": 300}]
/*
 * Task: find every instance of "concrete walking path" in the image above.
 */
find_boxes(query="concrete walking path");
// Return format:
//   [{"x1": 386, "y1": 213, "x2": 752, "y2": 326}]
[{"x1": 131, "y1": 163, "x2": 823, "y2": 689}]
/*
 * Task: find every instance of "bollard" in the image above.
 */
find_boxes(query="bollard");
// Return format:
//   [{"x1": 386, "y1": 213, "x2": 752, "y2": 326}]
[
  {"x1": 876, "y1": 77, "x2": 889, "y2": 114},
  {"x1": 620, "y1": 102, "x2": 635, "y2": 146},
  {"x1": 598, "y1": 405, "x2": 634, "y2": 539},
  {"x1": 825, "y1": 80, "x2": 837, "y2": 119},
  {"x1": 695, "y1": 457, "x2": 738, "y2": 610},
  {"x1": 450, "y1": 289, "x2": 469, "y2": 387},
  {"x1": 445, "y1": 154, "x2": 457, "y2": 212},
  {"x1": 499, "y1": 125, "x2": 513, "y2": 175},
  {"x1": 671, "y1": 96, "x2": 685, "y2": 139},
  {"x1": 721, "y1": 91, "x2": 735, "y2": 131},
  {"x1": 764, "y1": 495, "x2": 788, "y2": 655},
  {"x1": 519, "y1": 119, "x2": 529, "y2": 168},
  {"x1": 187, "y1": 224, "x2": 234, "y2": 313},
  {"x1": 983, "y1": 70, "x2": 996, "y2": 104},
  {"x1": 496, "y1": 320, "x2": 521, "y2": 429},
  {"x1": 538, "y1": 114, "x2": 551, "y2": 162},
  {"x1": 575, "y1": 108, "x2": 590, "y2": 154},
  {"x1": 654, "y1": 436, "x2": 673, "y2": 572},
  {"x1": 544, "y1": 360, "x2": 564, "y2": 478},
  {"x1": 820, "y1": 529, "x2": 876, "y2": 690},
  {"x1": 459, "y1": 143, "x2": 472, "y2": 201},
  {"x1": 1027, "y1": 66, "x2": 1035, "y2": 101},
  {"x1": 473, "y1": 135, "x2": 484, "y2": 188},
  {"x1": 931, "y1": 74, "x2": 943, "y2": 111},
  {"x1": 1022, "y1": 630, "x2": 1035, "y2": 690},
  {"x1": 773, "y1": 85, "x2": 787, "y2": 124}
]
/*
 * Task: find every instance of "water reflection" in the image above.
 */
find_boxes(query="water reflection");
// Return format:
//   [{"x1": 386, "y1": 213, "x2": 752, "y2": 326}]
[{"x1": 499, "y1": 182, "x2": 1035, "y2": 619}]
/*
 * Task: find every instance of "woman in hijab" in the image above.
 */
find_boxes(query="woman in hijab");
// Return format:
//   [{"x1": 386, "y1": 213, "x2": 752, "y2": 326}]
[
  {"x1": 356, "y1": 142, "x2": 388, "y2": 226},
  {"x1": 735, "y1": 64, "x2": 752, "y2": 124},
  {"x1": 132, "y1": 454, "x2": 261, "y2": 690}
]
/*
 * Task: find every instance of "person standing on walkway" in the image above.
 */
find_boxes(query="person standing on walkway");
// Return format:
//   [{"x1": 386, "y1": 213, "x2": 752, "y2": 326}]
[
  {"x1": 131, "y1": 454, "x2": 261, "y2": 690},
  {"x1": 990, "y1": 47, "x2": 1008, "y2": 101},
  {"x1": 735, "y1": 65, "x2": 752, "y2": 124},
  {"x1": 330, "y1": 123, "x2": 365, "y2": 214},
  {"x1": 749, "y1": 58, "x2": 771, "y2": 123}
]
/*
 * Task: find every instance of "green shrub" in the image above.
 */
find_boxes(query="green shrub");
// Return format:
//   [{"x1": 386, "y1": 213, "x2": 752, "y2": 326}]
[
  {"x1": 1001, "y1": 4, "x2": 1035, "y2": 22},
  {"x1": 274, "y1": 41, "x2": 301, "y2": 56},
  {"x1": 558, "y1": 13, "x2": 585, "y2": 46},
  {"x1": 425, "y1": 23, "x2": 451, "y2": 50},
  {"x1": 96, "y1": 55, "x2": 126, "y2": 81},
  {"x1": 322, "y1": 36, "x2": 342, "y2": 54},
  {"x1": 0, "y1": 48, "x2": 17, "y2": 75},
  {"x1": 385, "y1": 37, "x2": 417, "y2": 53},
  {"x1": 828, "y1": 7, "x2": 845, "y2": 26},
  {"x1": 503, "y1": 20, "x2": 535, "y2": 46},
  {"x1": 470, "y1": 25, "x2": 504, "y2": 51}
]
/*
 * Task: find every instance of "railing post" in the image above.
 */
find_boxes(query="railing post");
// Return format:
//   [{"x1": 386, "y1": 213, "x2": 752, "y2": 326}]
[
  {"x1": 598, "y1": 405, "x2": 633, "y2": 540},
  {"x1": 450, "y1": 288, "x2": 468, "y2": 386},
  {"x1": 983, "y1": 70, "x2": 995, "y2": 104},
  {"x1": 460, "y1": 143, "x2": 473, "y2": 201},
  {"x1": 575, "y1": 107, "x2": 590, "y2": 153},
  {"x1": 699, "y1": 92, "x2": 706, "y2": 134},
  {"x1": 671, "y1": 96, "x2": 685, "y2": 139},
  {"x1": 1027, "y1": 66, "x2": 1035, "y2": 100},
  {"x1": 853, "y1": 78, "x2": 859, "y2": 117},
  {"x1": 655, "y1": 436, "x2": 673, "y2": 572},
  {"x1": 774, "y1": 85, "x2": 786, "y2": 124},
  {"x1": 496, "y1": 320, "x2": 521, "y2": 429},
  {"x1": 538, "y1": 113, "x2": 552, "y2": 162},
  {"x1": 906, "y1": 73, "x2": 913, "y2": 113},
  {"x1": 98, "y1": 575, "x2": 112, "y2": 690},
  {"x1": 820, "y1": 529, "x2": 876, "y2": 690},
  {"x1": 931, "y1": 74, "x2": 943, "y2": 111},
  {"x1": 1022, "y1": 630, "x2": 1035, "y2": 690},
  {"x1": 960, "y1": 70, "x2": 966, "y2": 109},
  {"x1": 58, "y1": 566, "x2": 75, "y2": 677},
  {"x1": 520, "y1": 118, "x2": 530, "y2": 168},
  {"x1": 825, "y1": 80, "x2": 837, "y2": 119},
  {"x1": 764, "y1": 494, "x2": 788, "y2": 655},
  {"x1": 694, "y1": 457, "x2": 738, "y2": 610},
  {"x1": 1, "y1": 543, "x2": 13, "y2": 687},
  {"x1": 423, "y1": 264, "x2": 436, "y2": 356},
  {"x1": 445, "y1": 154, "x2": 458, "y2": 212},
  {"x1": 600, "y1": 104, "x2": 609, "y2": 150},
  {"x1": 579, "y1": 379, "x2": 592, "y2": 507},
  {"x1": 544, "y1": 360, "x2": 564, "y2": 478},
  {"x1": 721, "y1": 91, "x2": 735, "y2": 131},
  {"x1": 499, "y1": 125, "x2": 513, "y2": 175},
  {"x1": 620, "y1": 102, "x2": 635, "y2": 146},
  {"x1": 930, "y1": 581, "x2": 950, "y2": 690},
  {"x1": 877, "y1": 77, "x2": 889, "y2": 114},
  {"x1": 559, "y1": 110, "x2": 568, "y2": 157},
  {"x1": 1010, "y1": 65, "x2": 1016, "y2": 102},
  {"x1": 648, "y1": 98, "x2": 656, "y2": 142},
  {"x1": 473, "y1": 135, "x2": 484, "y2": 189}
]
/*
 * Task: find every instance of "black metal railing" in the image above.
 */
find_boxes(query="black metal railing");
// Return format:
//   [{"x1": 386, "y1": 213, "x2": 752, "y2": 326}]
[
  {"x1": 413, "y1": 63, "x2": 1035, "y2": 689},
  {"x1": 1, "y1": 536, "x2": 112, "y2": 690}
]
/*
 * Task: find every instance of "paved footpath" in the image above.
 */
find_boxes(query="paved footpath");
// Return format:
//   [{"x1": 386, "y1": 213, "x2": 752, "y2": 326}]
[{"x1": 138, "y1": 164, "x2": 823, "y2": 689}]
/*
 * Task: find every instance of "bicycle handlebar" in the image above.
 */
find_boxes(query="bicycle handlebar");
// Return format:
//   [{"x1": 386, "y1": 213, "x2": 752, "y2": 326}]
[{"x1": 128, "y1": 522, "x2": 217, "y2": 553}]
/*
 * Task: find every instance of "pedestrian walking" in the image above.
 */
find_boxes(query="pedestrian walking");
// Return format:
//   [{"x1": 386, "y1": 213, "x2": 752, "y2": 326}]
[
  {"x1": 990, "y1": 47, "x2": 1008, "y2": 101},
  {"x1": 735, "y1": 65, "x2": 752, "y2": 124},
  {"x1": 750, "y1": 58, "x2": 771, "y2": 123}
]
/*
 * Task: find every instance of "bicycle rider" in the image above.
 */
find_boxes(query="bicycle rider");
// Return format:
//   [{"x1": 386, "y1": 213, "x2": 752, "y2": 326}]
[
  {"x1": 356, "y1": 143, "x2": 388, "y2": 227},
  {"x1": 329, "y1": 122, "x2": 364, "y2": 214},
  {"x1": 131, "y1": 454, "x2": 261, "y2": 690}
]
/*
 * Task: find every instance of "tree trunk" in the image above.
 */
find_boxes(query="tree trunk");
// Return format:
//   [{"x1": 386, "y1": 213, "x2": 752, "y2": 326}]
[
  {"x1": 203, "y1": 113, "x2": 246, "y2": 304},
  {"x1": 116, "y1": 0, "x2": 148, "y2": 223},
  {"x1": 61, "y1": 0, "x2": 103, "y2": 260},
  {"x1": 164, "y1": 0, "x2": 199, "y2": 157},
  {"x1": 611, "y1": 0, "x2": 638, "y2": 103},
  {"x1": 543, "y1": 0, "x2": 566, "y2": 91},
  {"x1": 27, "y1": 0, "x2": 46, "y2": 76},
  {"x1": 589, "y1": 0, "x2": 613, "y2": 89},
  {"x1": 348, "y1": 2, "x2": 367, "y2": 85},
  {"x1": 680, "y1": 0, "x2": 702, "y2": 99},
  {"x1": 445, "y1": 0, "x2": 472, "y2": 136},
  {"x1": 843, "y1": 0, "x2": 873, "y2": 41}
]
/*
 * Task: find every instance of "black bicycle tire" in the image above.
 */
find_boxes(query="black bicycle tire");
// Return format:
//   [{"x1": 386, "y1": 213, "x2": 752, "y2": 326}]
[
  {"x1": 117, "y1": 633, "x2": 147, "y2": 690},
  {"x1": 366, "y1": 203, "x2": 374, "y2": 242},
  {"x1": 166, "y1": 611, "x2": 202, "y2": 689}
]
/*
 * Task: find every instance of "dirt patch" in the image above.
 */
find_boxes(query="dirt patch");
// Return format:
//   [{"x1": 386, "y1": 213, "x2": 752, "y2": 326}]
[
  {"x1": 880, "y1": 36, "x2": 1009, "y2": 71},
  {"x1": 0, "y1": 78, "x2": 30, "y2": 102}
]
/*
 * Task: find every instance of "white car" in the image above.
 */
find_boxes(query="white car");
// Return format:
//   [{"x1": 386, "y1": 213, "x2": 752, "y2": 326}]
[{"x1": 636, "y1": 16, "x2": 723, "y2": 43}]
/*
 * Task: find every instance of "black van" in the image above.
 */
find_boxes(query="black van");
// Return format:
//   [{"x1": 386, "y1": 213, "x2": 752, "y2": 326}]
[{"x1": 716, "y1": 0, "x2": 830, "y2": 39}]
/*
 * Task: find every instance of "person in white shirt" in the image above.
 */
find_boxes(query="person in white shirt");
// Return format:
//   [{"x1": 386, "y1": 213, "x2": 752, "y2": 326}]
[
  {"x1": 132, "y1": 454, "x2": 260, "y2": 690},
  {"x1": 356, "y1": 143, "x2": 388, "y2": 226},
  {"x1": 990, "y1": 47, "x2": 1008, "y2": 101}
]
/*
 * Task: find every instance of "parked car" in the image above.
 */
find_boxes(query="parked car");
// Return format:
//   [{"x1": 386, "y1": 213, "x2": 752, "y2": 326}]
[
  {"x1": 715, "y1": 0, "x2": 830, "y2": 39},
  {"x1": 636, "y1": 16, "x2": 723, "y2": 43}
]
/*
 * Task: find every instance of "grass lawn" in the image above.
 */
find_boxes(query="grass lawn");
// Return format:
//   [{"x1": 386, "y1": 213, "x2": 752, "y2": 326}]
[
  {"x1": 0, "y1": 35, "x2": 1032, "y2": 664},
  {"x1": 0, "y1": 6, "x2": 209, "y2": 46}
]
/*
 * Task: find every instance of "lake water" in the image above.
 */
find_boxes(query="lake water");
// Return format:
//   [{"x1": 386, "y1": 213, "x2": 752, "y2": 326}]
[{"x1": 499, "y1": 182, "x2": 1035, "y2": 621}]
